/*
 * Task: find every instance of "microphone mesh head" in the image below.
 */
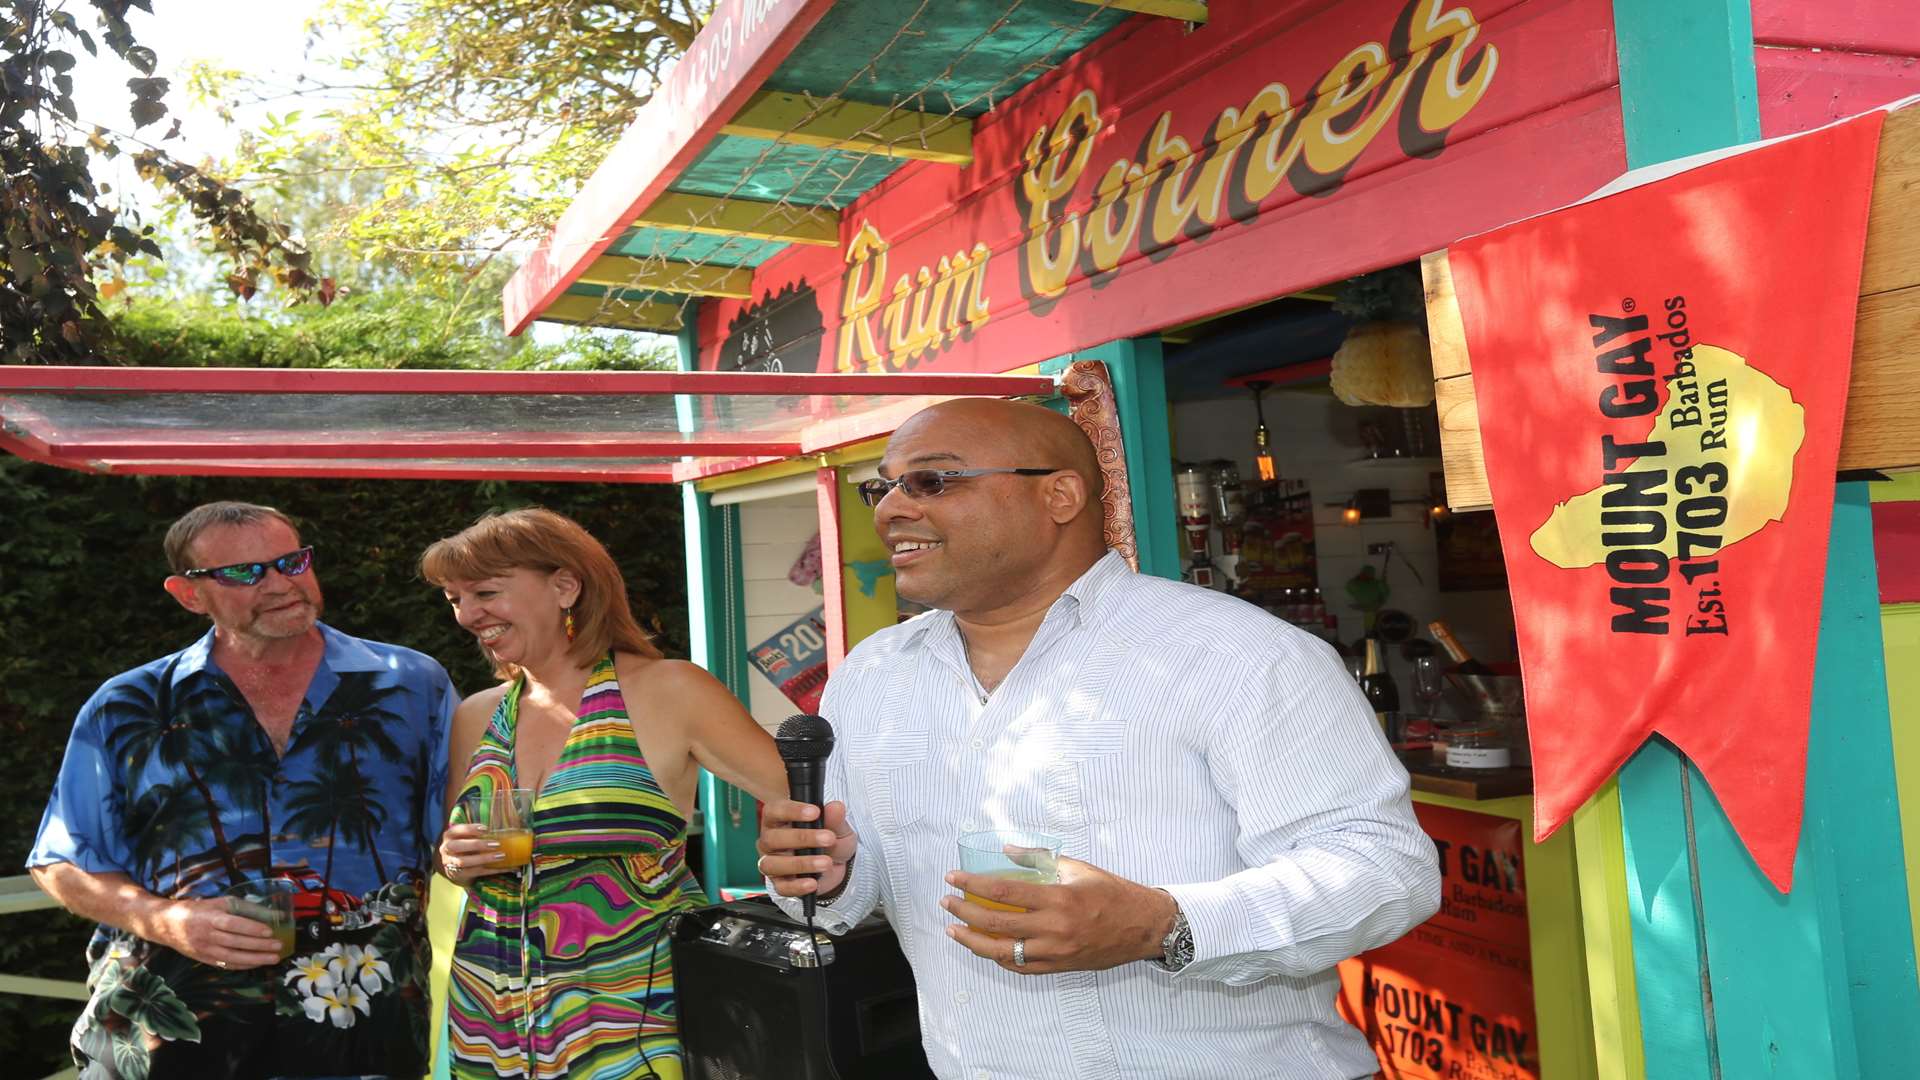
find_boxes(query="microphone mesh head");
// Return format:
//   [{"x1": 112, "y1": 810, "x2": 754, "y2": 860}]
[{"x1": 775, "y1": 714, "x2": 834, "y2": 761}]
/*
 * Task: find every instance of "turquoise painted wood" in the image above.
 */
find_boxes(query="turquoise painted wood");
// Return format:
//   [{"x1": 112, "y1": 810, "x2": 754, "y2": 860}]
[
  {"x1": 1610, "y1": 5, "x2": 1920, "y2": 1074},
  {"x1": 677, "y1": 319, "x2": 763, "y2": 899},
  {"x1": 1043, "y1": 339, "x2": 1181, "y2": 582},
  {"x1": 1616, "y1": 750, "x2": 1713, "y2": 1077},
  {"x1": 1698, "y1": 486, "x2": 1919, "y2": 1078},
  {"x1": 1610, "y1": 2, "x2": 1758, "y2": 1075},
  {"x1": 1613, "y1": 0, "x2": 1759, "y2": 163}
]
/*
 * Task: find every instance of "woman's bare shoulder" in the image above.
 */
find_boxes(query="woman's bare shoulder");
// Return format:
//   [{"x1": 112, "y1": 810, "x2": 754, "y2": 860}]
[
  {"x1": 453, "y1": 683, "x2": 510, "y2": 729},
  {"x1": 615, "y1": 654, "x2": 739, "y2": 716}
]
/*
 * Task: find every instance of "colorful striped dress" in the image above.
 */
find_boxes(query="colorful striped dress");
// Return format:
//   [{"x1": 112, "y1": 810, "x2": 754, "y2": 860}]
[{"x1": 447, "y1": 654, "x2": 703, "y2": 1079}]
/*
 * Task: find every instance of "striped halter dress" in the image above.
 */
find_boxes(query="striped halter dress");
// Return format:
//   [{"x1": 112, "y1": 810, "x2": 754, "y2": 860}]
[{"x1": 446, "y1": 654, "x2": 703, "y2": 1079}]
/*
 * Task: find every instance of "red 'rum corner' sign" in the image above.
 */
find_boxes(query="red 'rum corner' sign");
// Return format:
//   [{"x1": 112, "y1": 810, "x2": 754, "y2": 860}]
[{"x1": 1448, "y1": 110, "x2": 1887, "y2": 890}]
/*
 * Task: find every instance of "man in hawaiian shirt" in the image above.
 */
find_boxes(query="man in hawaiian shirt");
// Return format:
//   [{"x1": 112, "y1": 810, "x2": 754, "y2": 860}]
[{"x1": 28, "y1": 501, "x2": 457, "y2": 1079}]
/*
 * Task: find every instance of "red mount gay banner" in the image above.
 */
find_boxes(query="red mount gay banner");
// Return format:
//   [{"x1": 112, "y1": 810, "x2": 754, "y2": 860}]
[{"x1": 1448, "y1": 112, "x2": 1886, "y2": 890}]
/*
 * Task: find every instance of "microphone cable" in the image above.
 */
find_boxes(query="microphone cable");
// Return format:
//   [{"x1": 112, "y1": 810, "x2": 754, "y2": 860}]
[{"x1": 803, "y1": 898, "x2": 843, "y2": 1080}]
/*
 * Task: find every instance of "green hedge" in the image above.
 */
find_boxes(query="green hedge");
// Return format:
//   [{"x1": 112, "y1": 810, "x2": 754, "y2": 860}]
[{"x1": 0, "y1": 457, "x2": 687, "y2": 1072}]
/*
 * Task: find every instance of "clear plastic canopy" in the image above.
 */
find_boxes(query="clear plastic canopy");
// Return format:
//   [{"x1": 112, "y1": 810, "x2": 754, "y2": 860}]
[{"x1": 0, "y1": 368, "x2": 1056, "y2": 482}]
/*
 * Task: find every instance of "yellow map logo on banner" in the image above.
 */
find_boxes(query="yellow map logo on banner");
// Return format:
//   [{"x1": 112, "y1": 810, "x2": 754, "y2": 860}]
[{"x1": 1528, "y1": 342, "x2": 1805, "y2": 622}]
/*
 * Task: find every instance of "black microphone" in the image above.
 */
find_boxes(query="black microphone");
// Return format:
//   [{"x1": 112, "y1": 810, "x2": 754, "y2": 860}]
[{"x1": 775, "y1": 714, "x2": 836, "y2": 917}]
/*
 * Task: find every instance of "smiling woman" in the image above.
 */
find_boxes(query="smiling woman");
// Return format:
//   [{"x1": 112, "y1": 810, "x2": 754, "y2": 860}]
[{"x1": 418, "y1": 508, "x2": 786, "y2": 1080}]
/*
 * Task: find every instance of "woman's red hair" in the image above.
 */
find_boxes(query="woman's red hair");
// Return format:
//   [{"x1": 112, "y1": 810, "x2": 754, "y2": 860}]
[{"x1": 421, "y1": 507, "x2": 661, "y2": 678}]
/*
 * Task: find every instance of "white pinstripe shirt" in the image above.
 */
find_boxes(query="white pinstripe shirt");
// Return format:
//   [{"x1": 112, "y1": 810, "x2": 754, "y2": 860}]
[{"x1": 774, "y1": 551, "x2": 1441, "y2": 1079}]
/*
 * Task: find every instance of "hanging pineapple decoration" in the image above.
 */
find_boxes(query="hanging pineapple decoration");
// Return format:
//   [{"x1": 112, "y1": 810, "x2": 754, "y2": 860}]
[{"x1": 1329, "y1": 267, "x2": 1435, "y2": 409}]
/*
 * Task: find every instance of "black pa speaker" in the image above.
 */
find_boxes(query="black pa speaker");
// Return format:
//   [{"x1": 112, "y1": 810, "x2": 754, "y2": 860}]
[{"x1": 671, "y1": 897, "x2": 935, "y2": 1080}]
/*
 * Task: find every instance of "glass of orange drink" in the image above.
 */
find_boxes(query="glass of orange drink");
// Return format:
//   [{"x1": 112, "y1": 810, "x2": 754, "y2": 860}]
[
  {"x1": 460, "y1": 788, "x2": 536, "y2": 870},
  {"x1": 957, "y1": 828, "x2": 1061, "y2": 936}
]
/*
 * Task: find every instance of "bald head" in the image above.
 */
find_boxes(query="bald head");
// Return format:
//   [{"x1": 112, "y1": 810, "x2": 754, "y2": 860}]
[
  {"x1": 876, "y1": 398, "x2": 1111, "y2": 618},
  {"x1": 894, "y1": 398, "x2": 1104, "y2": 507}
]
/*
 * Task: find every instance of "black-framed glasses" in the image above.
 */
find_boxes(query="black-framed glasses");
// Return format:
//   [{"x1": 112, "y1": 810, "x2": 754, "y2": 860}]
[
  {"x1": 182, "y1": 546, "x2": 315, "y2": 587},
  {"x1": 855, "y1": 468, "x2": 1060, "y2": 508}
]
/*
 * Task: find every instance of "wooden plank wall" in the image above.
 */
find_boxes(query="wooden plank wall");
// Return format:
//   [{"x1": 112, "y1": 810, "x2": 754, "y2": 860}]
[{"x1": 1422, "y1": 101, "x2": 1920, "y2": 512}]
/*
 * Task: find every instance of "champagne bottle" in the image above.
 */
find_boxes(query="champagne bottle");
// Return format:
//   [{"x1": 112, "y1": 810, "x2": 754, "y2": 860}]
[
  {"x1": 1360, "y1": 637, "x2": 1401, "y2": 729},
  {"x1": 1428, "y1": 620, "x2": 1494, "y2": 676}
]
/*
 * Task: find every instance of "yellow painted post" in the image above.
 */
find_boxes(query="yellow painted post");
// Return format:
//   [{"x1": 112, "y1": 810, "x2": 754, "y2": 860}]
[
  {"x1": 426, "y1": 876, "x2": 465, "y2": 1080},
  {"x1": 1528, "y1": 813, "x2": 1598, "y2": 1080},
  {"x1": 1570, "y1": 783, "x2": 1646, "y2": 1080}
]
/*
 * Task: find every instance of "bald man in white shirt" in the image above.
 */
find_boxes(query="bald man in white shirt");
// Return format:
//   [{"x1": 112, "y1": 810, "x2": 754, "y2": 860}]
[{"x1": 758, "y1": 398, "x2": 1440, "y2": 1080}]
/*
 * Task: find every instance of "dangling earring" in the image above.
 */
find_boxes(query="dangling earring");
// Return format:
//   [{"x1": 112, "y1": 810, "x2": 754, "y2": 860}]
[{"x1": 564, "y1": 606, "x2": 576, "y2": 643}]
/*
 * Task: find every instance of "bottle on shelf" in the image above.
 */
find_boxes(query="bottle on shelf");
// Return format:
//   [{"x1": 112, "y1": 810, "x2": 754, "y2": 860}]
[
  {"x1": 1428, "y1": 620, "x2": 1494, "y2": 676},
  {"x1": 1360, "y1": 636, "x2": 1401, "y2": 734}
]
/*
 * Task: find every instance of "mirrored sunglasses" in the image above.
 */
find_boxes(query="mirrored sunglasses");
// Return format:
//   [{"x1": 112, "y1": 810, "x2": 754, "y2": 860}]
[
  {"x1": 855, "y1": 468, "x2": 1060, "y2": 508},
  {"x1": 182, "y1": 546, "x2": 315, "y2": 587}
]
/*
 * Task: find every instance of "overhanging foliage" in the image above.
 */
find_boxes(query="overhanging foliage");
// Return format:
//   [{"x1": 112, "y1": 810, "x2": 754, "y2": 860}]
[{"x1": 2, "y1": 0, "x2": 333, "y2": 362}]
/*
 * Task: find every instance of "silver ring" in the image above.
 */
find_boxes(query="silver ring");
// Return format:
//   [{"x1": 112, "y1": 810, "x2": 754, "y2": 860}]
[
  {"x1": 1012, "y1": 938, "x2": 1027, "y2": 967},
  {"x1": 216, "y1": 960, "x2": 228, "y2": 969}
]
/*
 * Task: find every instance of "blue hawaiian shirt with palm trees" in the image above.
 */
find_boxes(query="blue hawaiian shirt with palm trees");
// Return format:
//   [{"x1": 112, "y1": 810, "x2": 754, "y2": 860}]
[{"x1": 29, "y1": 623, "x2": 455, "y2": 1080}]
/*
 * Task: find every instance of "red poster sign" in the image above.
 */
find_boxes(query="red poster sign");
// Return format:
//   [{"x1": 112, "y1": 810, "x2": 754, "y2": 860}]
[
  {"x1": 1447, "y1": 112, "x2": 1886, "y2": 889},
  {"x1": 1339, "y1": 804, "x2": 1537, "y2": 1080},
  {"x1": 698, "y1": 0, "x2": 1626, "y2": 376}
]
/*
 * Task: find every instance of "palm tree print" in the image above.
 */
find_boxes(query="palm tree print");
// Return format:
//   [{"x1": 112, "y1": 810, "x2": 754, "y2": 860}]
[
  {"x1": 201, "y1": 725, "x2": 279, "y2": 854},
  {"x1": 285, "y1": 674, "x2": 408, "y2": 886},
  {"x1": 283, "y1": 757, "x2": 390, "y2": 890},
  {"x1": 124, "y1": 781, "x2": 212, "y2": 891},
  {"x1": 292, "y1": 673, "x2": 408, "y2": 772},
  {"x1": 105, "y1": 670, "x2": 248, "y2": 886}
]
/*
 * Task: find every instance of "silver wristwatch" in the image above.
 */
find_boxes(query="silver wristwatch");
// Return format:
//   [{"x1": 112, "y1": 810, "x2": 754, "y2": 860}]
[{"x1": 1156, "y1": 894, "x2": 1194, "y2": 972}]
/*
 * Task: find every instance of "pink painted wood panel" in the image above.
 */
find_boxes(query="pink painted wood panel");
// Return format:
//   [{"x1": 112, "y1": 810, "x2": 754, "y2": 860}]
[
  {"x1": 1757, "y1": 48, "x2": 1920, "y2": 137},
  {"x1": 1753, "y1": 0, "x2": 1920, "y2": 138},
  {"x1": 1752, "y1": 0, "x2": 1920, "y2": 57}
]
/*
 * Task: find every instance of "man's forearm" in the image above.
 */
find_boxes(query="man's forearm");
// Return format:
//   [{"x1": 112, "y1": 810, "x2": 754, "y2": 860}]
[{"x1": 30, "y1": 863, "x2": 172, "y2": 941}]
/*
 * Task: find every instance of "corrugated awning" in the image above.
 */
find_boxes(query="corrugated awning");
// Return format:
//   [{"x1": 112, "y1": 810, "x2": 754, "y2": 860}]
[{"x1": 0, "y1": 367, "x2": 1057, "y2": 482}]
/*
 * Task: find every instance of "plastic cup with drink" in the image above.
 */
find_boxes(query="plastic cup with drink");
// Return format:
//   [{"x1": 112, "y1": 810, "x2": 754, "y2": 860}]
[
  {"x1": 458, "y1": 788, "x2": 536, "y2": 870},
  {"x1": 957, "y1": 828, "x2": 1061, "y2": 936},
  {"x1": 224, "y1": 877, "x2": 298, "y2": 960}
]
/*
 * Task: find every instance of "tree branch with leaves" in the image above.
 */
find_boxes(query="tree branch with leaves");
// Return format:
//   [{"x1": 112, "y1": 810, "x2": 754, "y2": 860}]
[
  {"x1": 1, "y1": 0, "x2": 332, "y2": 363},
  {"x1": 209, "y1": 0, "x2": 709, "y2": 277}
]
